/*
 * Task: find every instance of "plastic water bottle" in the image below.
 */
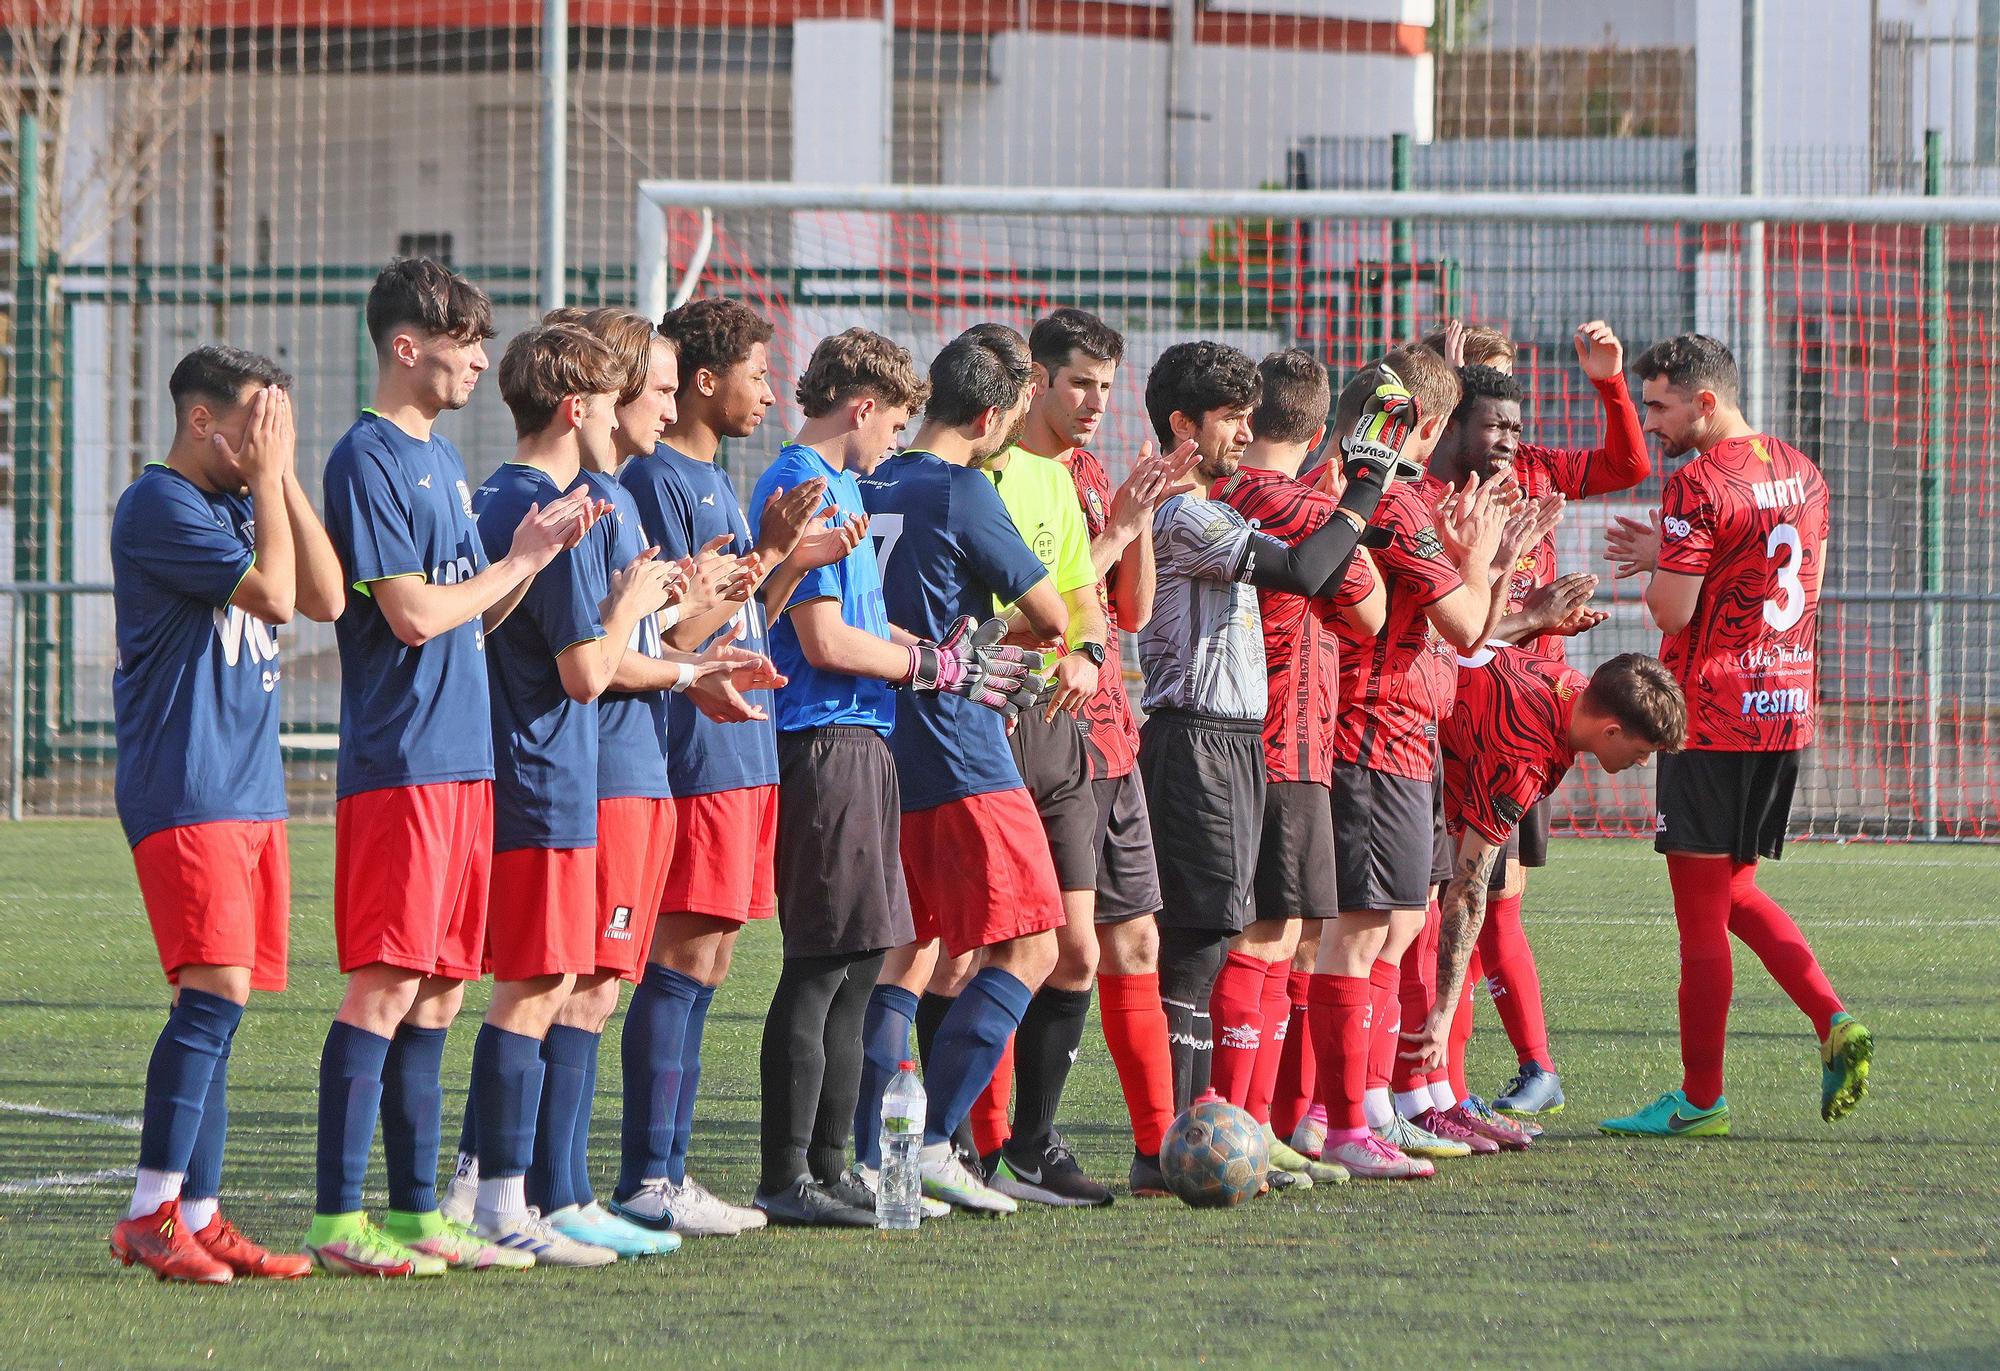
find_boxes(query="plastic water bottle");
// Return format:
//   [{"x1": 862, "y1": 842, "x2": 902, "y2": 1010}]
[{"x1": 878, "y1": 1060, "x2": 925, "y2": 1230}]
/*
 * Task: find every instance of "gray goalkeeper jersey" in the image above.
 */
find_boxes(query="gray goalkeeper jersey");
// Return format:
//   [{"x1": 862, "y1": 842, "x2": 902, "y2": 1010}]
[{"x1": 1137, "y1": 493, "x2": 1266, "y2": 720}]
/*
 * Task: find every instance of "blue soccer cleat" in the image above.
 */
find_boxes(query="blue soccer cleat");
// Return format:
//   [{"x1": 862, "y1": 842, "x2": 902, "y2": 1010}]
[
  {"x1": 1494, "y1": 1061, "x2": 1566, "y2": 1118},
  {"x1": 1599, "y1": 1089, "x2": 1729, "y2": 1139}
]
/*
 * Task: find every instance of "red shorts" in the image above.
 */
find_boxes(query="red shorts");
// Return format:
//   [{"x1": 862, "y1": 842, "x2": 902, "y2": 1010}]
[
  {"x1": 900, "y1": 789, "x2": 1065, "y2": 958},
  {"x1": 133, "y1": 821, "x2": 290, "y2": 992},
  {"x1": 487, "y1": 846, "x2": 599, "y2": 980},
  {"x1": 335, "y1": 781, "x2": 492, "y2": 982},
  {"x1": 594, "y1": 796, "x2": 677, "y2": 980},
  {"x1": 658, "y1": 785, "x2": 777, "y2": 924}
]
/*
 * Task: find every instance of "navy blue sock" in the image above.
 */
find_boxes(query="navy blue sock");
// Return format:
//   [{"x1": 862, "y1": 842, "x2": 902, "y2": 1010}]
[
  {"x1": 470, "y1": 1024, "x2": 545, "y2": 1182},
  {"x1": 667, "y1": 982, "x2": 715, "y2": 1185},
  {"x1": 853, "y1": 984, "x2": 918, "y2": 1169},
  {"x1": 455, "y1": 1080, "x2": 477, "y2": 1159},
  {"x1": 138, "y1": 989, "x2": 243, "y2": 1179},
  {"x1": 380, "y1": 1024, "x2": 448, "y2": 1214},
  {"x1": 570, "y1": 1028, "x2": 602, "y2": 1205},
  {"x1": 923, "y1": 969, "x2": 1034, "y2": 1146},
  {"x1": 527, "y1": 1025, "x2": 597, "y2": 1212},
  {"x1": 180, "y1": 1024, "x2": 236, "y2": 1202},
  {"x1": 315, "y1": 1021, "x2": 391, "y2": 1215},
  {"x1": 616, "y1": 964, "x2": 700, "y2": 1198}
]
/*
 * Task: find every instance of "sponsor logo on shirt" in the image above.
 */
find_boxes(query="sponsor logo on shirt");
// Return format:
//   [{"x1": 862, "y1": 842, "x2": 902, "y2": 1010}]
[
  {"x1": 457, "y1": 479, "x2": 474, "y2": 516},
  {"x1": 1033, "y1": 528, "x2": 1056, "y2": 563},
  {"x1": 1740, "y1": 687, "x2": 1810, "y2": 717},
  {"x1": 1662, "y1": 515, "x2": 1692, "y2": 539},
  {"x1": 213, "y1": 605, "x2": 282, "y2": 693},
  {"x1": 607, "y1": 905, "x2": 634, "y2": 939},
  {"x1": 1410, "y1": 526, "x2": 1445, "y2": 560}
]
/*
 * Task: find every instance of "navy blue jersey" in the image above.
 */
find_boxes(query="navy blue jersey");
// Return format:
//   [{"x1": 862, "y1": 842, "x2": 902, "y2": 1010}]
[
  {"x1": 856, "y1": 450, "x2": 1046, "y2": 812},
  {"x1": 474, "y1": 463, "x2": 607, "y2": 851},
  {"x1": 585, "y1": 468, "x2": 673, "y2": 800},
  {"x1": 110, "y1": 464, "x2": 286, "y2": 847},
  {"x1": 618, "y1": 443, "x2": 779, "y2": 796},
  {"x1": 752, "y1": 443, "x2": 897, "y2": 737},
  {"x1": 322, "y1": 410, "x2": 493, "y2": 797}
]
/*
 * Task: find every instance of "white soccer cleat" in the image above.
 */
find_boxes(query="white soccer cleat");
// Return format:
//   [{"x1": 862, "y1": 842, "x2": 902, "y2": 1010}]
[
  {"x1": 471, "y1": 1207, "x2": 618, "y2": 1267},
  {"x1": 1327, "y1": 1133, "x2": 1435, "y2": 1181},
  {"x1": 918, "y1": 1141, "x2": 1017, "y2": 1215},
  {"x1": 440, "y1": 1153, "x2": 479, "y2": 1226},
  {"x1": 851, "y1": 1162, "x2": 950, "y2": 1219},
  {"x1": 677, "y1": 1175, "x2": 768, "y2": 1233}
]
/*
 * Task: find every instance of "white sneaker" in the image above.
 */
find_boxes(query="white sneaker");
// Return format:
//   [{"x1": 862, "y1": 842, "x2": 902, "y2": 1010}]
[
  {"x1": 918, "y1": 1141, "x2": 1017, "y2": 1215},
  {"x1": 440, "y1": 1153, "x2": 479, "y2": 1225},
  {"x1": 1288, "y1": 1116, "x2": 1327, "y2": 1161},
  {"x1": 1327, "y1": 1133, "x2": 1435, "y2": 1181},
  {"x1": 472, "y1": 1206, "x2": 618, "y2": 1267},
  {"x1": 852, "y1": 1162, "x2": 950, "y2": 1220},
  {"x1": 671, "y1": 1175, "x2": 767, "y2": 1236}
]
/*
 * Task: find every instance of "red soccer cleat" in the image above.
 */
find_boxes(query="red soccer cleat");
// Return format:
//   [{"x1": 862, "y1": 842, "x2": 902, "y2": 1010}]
[
  {"x1": 194, "y1": 1213, "x2": 312, "y2": 1279},
  {"x1": 110, "y1": 1200, "x2": 233, "y2": 1284}
]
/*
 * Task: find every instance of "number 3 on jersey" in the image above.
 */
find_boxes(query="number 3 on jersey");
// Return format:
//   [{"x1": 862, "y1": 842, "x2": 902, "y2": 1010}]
[
  {"x1": 869, "y1": 512, "x2": 907, "y2": 571},
  {"x1": 1764, "y1": 522, "x2": 1807, "y2": 631}
]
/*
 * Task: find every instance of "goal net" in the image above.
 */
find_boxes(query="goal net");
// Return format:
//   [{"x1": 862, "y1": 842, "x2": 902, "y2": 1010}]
[{"x1": 636, "y1": 179, "x2": 2000, "y2": 842}]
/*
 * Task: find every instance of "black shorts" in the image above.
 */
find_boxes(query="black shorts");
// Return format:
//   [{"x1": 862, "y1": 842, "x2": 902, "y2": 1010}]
[
  {"x1": 1138, "y1": 709, "x2": 1264, "y2": 935},
  {"x1": 1430, "y1": 773, "x2": 1455, "y2": 890},
  {"x1": 1254, "y1": 781, "x2": 1339, "y2": 922},
  {"x1": 1333, "y1": 761, "x2": 1435, "y2": 913},
  {"x1": 1009, "y1": 707, "x2": 1098, "y2": 892},
  {"x1": 1655, "y1": 748, "x2": 1802, "y2": 864},
  {"x1": 775, "y1": 727, "x2": 915, "y2": 958},
  {"x1": 1091, "y1": 771, "x2": 1162, "y2": 924}
]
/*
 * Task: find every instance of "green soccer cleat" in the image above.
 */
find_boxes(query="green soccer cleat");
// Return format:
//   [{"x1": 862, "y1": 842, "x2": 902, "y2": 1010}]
[
  {"x1": 1598, "y1": 1089, "x2": 1729, "y2": 1139},
  {"x1": 1264, "y1": 1123, "x2": 1347, "y2": 1185},
  {"x1": 1820, "y1": 1012, "x2": 1873, "y2": 1122},
  {"x1": 305, "y1": 1212, "x2": 448, "y2": 1278},
  {"x1": 381, "y1": 1208, "x2": 535, "y2": 1271}
]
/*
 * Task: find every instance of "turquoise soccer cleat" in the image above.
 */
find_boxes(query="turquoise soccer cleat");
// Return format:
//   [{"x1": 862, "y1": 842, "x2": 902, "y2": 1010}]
[{"x1": 1598, "y1": 1089, "x2": 1730, "y2": 1139}]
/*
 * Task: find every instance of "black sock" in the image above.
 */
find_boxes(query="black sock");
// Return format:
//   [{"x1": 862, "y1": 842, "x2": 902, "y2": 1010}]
[
  {"x1": 808, "y1": 952, "x2": 885, "y2": 1183},
  {"x1": 1008, "y1": 986, "x2": 1093, "y2": 1158},
  {"x1": 1158, "y1": 926, "x2": 1227, "y2": 1113},
  {"x1": 758, "y1": 954, "x2": 848, "y2": 1195},
  {"x1": 914, "y1": 990, "x2": 977, "y2": 1156}
]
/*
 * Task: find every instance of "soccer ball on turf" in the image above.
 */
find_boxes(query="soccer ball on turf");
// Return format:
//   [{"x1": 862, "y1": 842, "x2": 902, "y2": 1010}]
[{"x1": 1159, "y1": 1096, "x2": 1269, "y2": 1208}]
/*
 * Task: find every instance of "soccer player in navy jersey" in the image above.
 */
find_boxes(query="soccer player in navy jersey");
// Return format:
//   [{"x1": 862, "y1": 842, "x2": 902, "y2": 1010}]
[
  {"x1": 107, "y1": 347, "x2": 345, "y2": 1283},
  {"x1": 855, "y1": 325, "x2": 1071, "y2": 1215},
  {"x1": 309, "y1": 260, "x2": 599, "y2": 1277},
  {"x1": 441, "y1": 322, "x2": 681, "y2": 1268},
  {"x1": 612, "y1": 298, "x2": 825, "y2": 1236},
  {"x1": 1209, "y1": 349, "x2": 1384, "y2": 1189}
]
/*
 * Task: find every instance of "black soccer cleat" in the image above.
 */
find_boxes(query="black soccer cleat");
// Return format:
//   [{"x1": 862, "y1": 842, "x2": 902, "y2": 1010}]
[
  {"x1": 986, "y1": 1133, "x2": 1114, "y2": 1208},
  {"x1": 752, "y1": 1177, "x2": 878, "y2": 1229},
  {"x1": 1128, "y1": 1151, "x2": 1170, "y2": 1198}
]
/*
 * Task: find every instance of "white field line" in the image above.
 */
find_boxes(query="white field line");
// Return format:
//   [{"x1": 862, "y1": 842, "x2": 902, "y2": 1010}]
[
  {"x1": 0, "y1": 1100, "x2": 141, "y2": 1129},
  {"x1": 0, "y1": 1166, "x2": 136, "y2": 1195}
]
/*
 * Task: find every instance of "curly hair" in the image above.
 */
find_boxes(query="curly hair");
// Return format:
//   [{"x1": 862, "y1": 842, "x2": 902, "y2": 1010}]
[
  {"x1": 1143, "y1": 340, "x2": 1262, "y2": 445},
  {"x1": 795, "y1": 328, "x2": 930, "y2": 419},
  {"x1": 1450, "y1": 364, "x2": 1523, "y2": 424},
  {"x1": 657, "y1": 296, "x2": 773, "y2": 383}
]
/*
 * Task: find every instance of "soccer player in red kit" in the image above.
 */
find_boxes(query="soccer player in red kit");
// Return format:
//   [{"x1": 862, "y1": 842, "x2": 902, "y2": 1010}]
[
  {"x1": 1601, "y1": 333, "x2": 1872, "y2": 1137},
  {"x1": 1211, "y1": 349, "x2": 1382, "y2": 1189},
  {"x1": 1423, "y1": 320, "x2": 1648, "y2": 1120},
  {"x1": 1402, "y1": 651, "x2": 1688, "y2": 1074}
]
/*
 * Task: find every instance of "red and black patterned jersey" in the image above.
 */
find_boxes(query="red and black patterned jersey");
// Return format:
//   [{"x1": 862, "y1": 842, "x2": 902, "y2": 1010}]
[
  {"x1": 1061, "y1": 448, "x2": 1139, "y2": 777},
  {"x1": 1442, "y1": 648, "x2": 1584, "y2": 844},
  {"x1": 1324, "y1": 473, "x2": 1463, "y2": 782},
  {"x1": 1655, "y1": 433, "x2": 1828, "y2": 752},
  {"x1": 1212, "y1": 465, "x2": 1376, "y2": 786},
  {"x1": 1508, "y1": 374, "x2": 1652, "y2": 662}
]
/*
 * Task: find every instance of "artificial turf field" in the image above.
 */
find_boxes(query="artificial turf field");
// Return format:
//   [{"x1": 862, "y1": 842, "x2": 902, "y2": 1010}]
[{"x1": 1, "y1": 822, "x2": 1995, "y2": 1370}]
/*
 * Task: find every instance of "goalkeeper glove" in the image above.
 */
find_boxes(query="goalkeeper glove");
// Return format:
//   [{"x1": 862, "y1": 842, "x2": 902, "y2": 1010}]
[
  {"x1": 1342, "y1": 365, "x2": 1428, "y2": 492},
  {"x1": 904, "y1": 616, "x2": 1054, "y2": 721}
]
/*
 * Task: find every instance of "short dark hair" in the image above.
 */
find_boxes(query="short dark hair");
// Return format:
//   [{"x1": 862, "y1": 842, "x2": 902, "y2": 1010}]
[
  {"x1": 795, "y1": 328, "x2": 929, "y2": 419},
  {"x1": 1029, "y1": 307, "x2": 1125, "y2": 377},
  {"x1": 168, "y1": 345, "x2": 292, "y2": 419},
  {"x1": 1450, "y1": 364, "x2": 1523, "y2": 425},
  {"x1": 1583, "y1": 653, "x2": 1688, "y2": 750},
  {"x1": 1633, "y1": 333, "x2": 1740, "y2": 403},
  {"x1": 497, "y1": 322, "x2": 625, "y2": 439},
  {"x1": 1143, "y1": 340, "x2": 1262, "y2": 445},
  {"x1": 925, "y1": 323, "x2": 1033, "y2": 427},
  {"x1": 657, "y1": 296, "x2": 773, "y2": 383},
  {"x1": 1252, "y1": 349, "x2": 1332, "y2": 445},
  {"x1": 365, "y1": 257, "x2": 496, "y2": 352}
]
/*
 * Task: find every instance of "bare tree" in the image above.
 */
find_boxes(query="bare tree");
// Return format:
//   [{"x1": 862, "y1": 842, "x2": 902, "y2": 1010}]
[{"x1": 2, "y1": 0, "x2": 210, "y2": 259}]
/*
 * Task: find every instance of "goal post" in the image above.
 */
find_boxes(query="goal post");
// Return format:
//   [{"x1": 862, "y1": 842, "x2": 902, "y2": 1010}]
[{"x1": 630, "y1": 179, "x2": 2000, "y2": 843}]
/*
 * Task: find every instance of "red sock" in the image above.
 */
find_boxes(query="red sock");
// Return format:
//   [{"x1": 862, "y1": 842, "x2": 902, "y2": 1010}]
[
  {"x1": 1727, "y1": 862, "x2": 1843, "y2": 1039},
  {"x1": 1307, "y1": 972, "x2": 1371, "y2": 1133},
  {"x1": 1446, "y1": 946, "x2": 1480, "y2": 1099},
  {"x1": 1245, "y1": 957, "x2": 1294, "y2": 1125},
  {"x1": 1098, "y1": 971, "x2": 1176, "y2": 1156},
  {"x1": 1475, "y1": 891, "x2": 1552, "y2": 1069},
  {"x1": 970, "y1": 1035, "x2": 1014, "y2": 1156},
  {"x1": 1667, "y1": 853, "x2": 1734, "y2": 1109},
  {"x1": 1364, "y1": 958, "x2": 1401, "y2": 1094},
  {"x1": 1272, "y1": 970, "x2": 1314, "y2": 1138},
  {"x1": 1207, "y1": 951, "x2": 1268, "y2": 1109},
  {"x1": 1393, "y1": 903, "x2": 1441, "y2": 1093}
]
